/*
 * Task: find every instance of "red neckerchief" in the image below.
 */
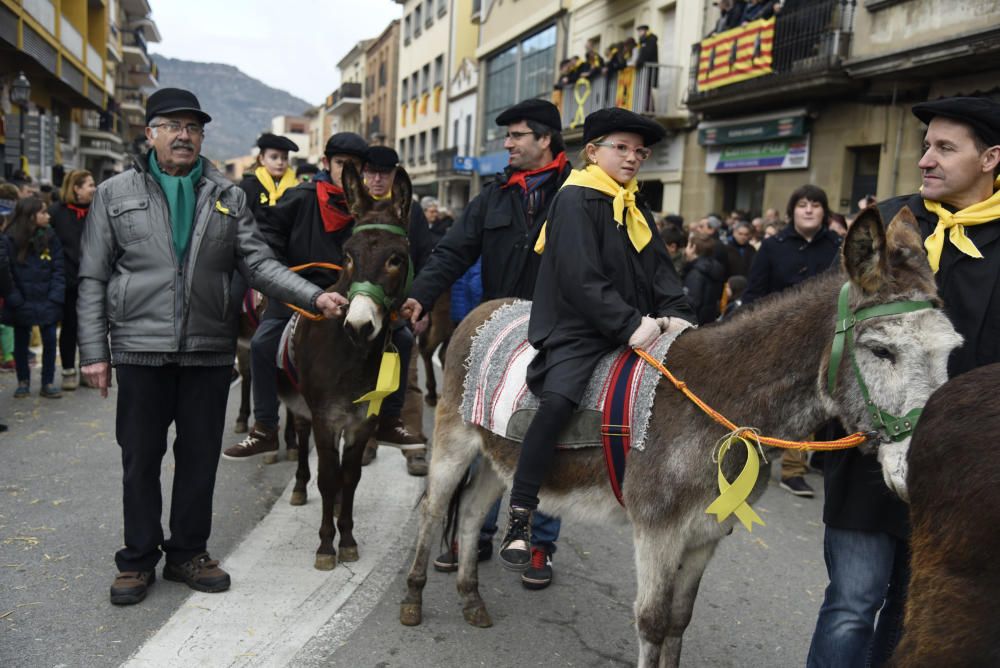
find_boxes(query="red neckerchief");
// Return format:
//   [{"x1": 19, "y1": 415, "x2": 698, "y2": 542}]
[
  {"x1": 315, "y1": 181, "x2": 353, "y2": 233},
  {"x1": 66, "y1": 203, "x2": 89, "y2": 220},
  {"x1": 502, "y1": 152, "x2": 568, "y2": 192}
]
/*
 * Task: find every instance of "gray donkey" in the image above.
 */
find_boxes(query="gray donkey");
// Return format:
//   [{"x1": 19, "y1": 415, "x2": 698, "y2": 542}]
[{"x1": 400, "y1": 206, "x2": 962, "y2": 667}]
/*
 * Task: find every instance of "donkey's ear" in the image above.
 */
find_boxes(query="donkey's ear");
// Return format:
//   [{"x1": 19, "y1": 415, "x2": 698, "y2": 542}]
[
  {"x1": 886, "y1": 206, "x2": 938, "y2": 295},
  {"x1": 843, "y1": 206, "x2": 888, "y2": 294},
  {"x1": 391, "y1": 167, "x2": 412, "y2": 228},
  {"x1": 341, "y1": 162, "x2": 373, "y2": 220}
]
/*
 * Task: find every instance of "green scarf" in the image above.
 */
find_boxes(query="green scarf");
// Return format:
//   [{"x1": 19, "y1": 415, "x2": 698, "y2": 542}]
[{"x1": 148, "y1": 151, "x2": 204, "y2": 260}]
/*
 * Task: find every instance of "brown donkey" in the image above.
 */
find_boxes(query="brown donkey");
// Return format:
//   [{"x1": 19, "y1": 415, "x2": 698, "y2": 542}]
[
  {"x1": 400, "y1": 207, "x2": 962, "y2": 666},
  {"x1": 277, "y1": 163, "x2": 414, "y2": 570},
  {"x1": 418, "y1": 291, "x2": 454, "y2": 406},
  {"x1": 888, "y1": 362, "x2": 1000, "y2": 667}
]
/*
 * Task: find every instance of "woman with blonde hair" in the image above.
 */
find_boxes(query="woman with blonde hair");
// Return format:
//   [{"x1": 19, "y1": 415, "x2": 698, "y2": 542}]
[
  {"x1": 499, "y1": 108, "x2": 695, "y2": 570},
  {"x1": 49, "y1": 169, "x2": 95, "y2": 390}
]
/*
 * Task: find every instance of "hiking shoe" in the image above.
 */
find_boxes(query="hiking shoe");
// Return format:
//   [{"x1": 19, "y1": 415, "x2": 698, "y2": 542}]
[
  {"x1": 361, "y1": 442, "x2": 377, "y2": 466},
  {"x1": 13, "y1": 381, "x2": 29, "y2": 398},
  {"x1": 61, "y1": 369, "x2": 78, "y2": 391},
  {"x1": 433, "y1": 540, "x2": 494, "y2": 573},
  {"x1": 163, "y1": 553, "x2": 230, "y2": 593},
  {"x1": 499, "y1": 506, "x2": 533, "y2": 571},
  {"x1": 110, "y1": 570, "x2": 155, "y2": 605},
  {"x1": 40, "y1": 384, "x2": 62, "y2": 399},
  {"x1": 0, "y1": 359, "x2": 14, "y2": 372},
  {"x1": 521, "y1": 547, "x2": 554, "y2": 590},
  {"x1": 375, "y1": 416, "x2": 425, "y2": 449},
  {"x1": 404, "y1": 449, "x2": 429, "y2": 477},
  {"x1": 780, "y1": 476, "x2": 815, "y2": 498},
  {"x1": 222, "y1": 423, "x2": 278, "y2": 460}
]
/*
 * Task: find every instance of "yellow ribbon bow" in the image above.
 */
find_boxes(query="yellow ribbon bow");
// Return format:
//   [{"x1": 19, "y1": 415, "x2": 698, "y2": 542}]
[
  {"x1": 704, "y1": 431, "x2": 766, "y2": 532},
  {"x1": 353, "y1": 351, "x2": 401, "y2": 418},
  {"x1": 255, "y1": 165, "x2": 298, "y2": 207},
  {"x1": 534, "y1": 164, "x2": 652, "y2": 254},
  {"x1": 922, "y1": 175, "x2": 1000, "y2": 273}
]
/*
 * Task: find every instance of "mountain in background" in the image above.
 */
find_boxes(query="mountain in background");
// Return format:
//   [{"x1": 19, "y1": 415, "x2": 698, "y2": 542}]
[{"x1": 150, "y1": 55, "x2": 312, "y2": 162}]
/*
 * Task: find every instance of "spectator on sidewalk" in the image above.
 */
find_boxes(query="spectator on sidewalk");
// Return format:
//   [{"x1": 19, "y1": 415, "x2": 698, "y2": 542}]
[
  {"x1": 1, "y1": 197, "x2": 64, "y2": 399},
  {"x1": 682, "y1": 233, "x2": 726, "y2": 324},
  {"x1": 49, "y1": 169, "x2": 96, "y2": 391}
]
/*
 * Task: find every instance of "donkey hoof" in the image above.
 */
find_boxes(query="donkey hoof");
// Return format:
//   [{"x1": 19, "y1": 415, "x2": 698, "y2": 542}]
[
  {"x1": 286, "y1": 448, "x2": 299, "y2": 461},
  {"x1": 424, "y1": 396, "x2": 437, "y2": 407},
  {"x1": 314, "y1": 553, "x2": 337, "y2": 571},
  {"x1": 289, "y1": 490, "x2": 307, "y2": 506},
  {"x1": 234, "y1": 421, "x2": 248, "y2": 434},
  {"x1": 400, "y1": 603, "x2": 423, "y2": 626},
  {"x1": 462, "y1": 604, "x2": 493, "y2": 628},
  {"x1": 339, "y1": 546, "x2": 359, "y2": 562},
  {"x1": 263, "y1": 453, "x2": 279, "y2": 465}
]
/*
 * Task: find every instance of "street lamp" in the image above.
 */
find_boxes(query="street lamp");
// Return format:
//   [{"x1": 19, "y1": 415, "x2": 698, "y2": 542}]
[{"x1": 9, "y1": 71, "x2": 31, "y2": 175}]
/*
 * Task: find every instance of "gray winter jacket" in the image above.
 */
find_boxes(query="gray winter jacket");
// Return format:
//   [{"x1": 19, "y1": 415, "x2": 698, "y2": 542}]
[{"x1": 77, "y1": 153, "x2": 323, "y2": 365}]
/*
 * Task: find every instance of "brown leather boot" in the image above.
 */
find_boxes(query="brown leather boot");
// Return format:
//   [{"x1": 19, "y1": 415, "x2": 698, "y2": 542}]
[
  {"x1": 404, "y1": 449, "x2": 429, "y2": 476},
  {"x1": 163, "y1": 553, "x2": 230, "y2": 593},
  {"x1": 110, "y1": 570, "x2": 155, "y2": 605},
  {"x1": 222, "y1": 423, "x2": 278, "y2": 460}
]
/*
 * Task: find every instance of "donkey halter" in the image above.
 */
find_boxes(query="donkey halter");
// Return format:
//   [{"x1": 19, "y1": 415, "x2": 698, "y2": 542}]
[
  {"x1": 347, "y1": 223, "x2": 413, "y2": 312},
  {"x1": 827, "y1": 282, "x2": 936, "y2": 444}
]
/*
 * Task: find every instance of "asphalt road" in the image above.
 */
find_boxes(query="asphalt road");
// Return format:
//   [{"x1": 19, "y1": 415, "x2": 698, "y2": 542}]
[{"x1": 0, "y1": 362, "x2": 830, "y2": 667}]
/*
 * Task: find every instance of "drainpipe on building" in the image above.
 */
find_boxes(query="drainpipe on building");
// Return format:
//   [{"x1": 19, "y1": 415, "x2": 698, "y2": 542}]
[{"x1": 890, "y1": 85, "x2": 905, "y2": 198}]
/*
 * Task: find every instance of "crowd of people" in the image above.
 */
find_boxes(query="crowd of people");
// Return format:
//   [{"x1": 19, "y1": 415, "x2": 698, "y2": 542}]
[{"x1": 2, "y1": 82, "x2": 999, "y2": 666}]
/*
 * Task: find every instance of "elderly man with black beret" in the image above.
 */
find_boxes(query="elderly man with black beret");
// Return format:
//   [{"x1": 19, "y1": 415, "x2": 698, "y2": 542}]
[
  {"x1": 400, "y1": 98, "x2": 572, "y2": 589},
  {"x1": 77, "y1": 88, "x2": 344, "y2": 606},
  {"x1": 809, "y1": 96, "x2": 1000, "y2": 667}
]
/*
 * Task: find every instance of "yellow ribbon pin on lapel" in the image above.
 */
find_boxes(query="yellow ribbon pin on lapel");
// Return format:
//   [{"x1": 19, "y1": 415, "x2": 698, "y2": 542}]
[
  {"x1": 704, "y1": 432, "x2": 766, "y2": 532},
  {"x1": 215, "y1": 200, "x2": 230, "y2": 215},
  {"x1": 354, "y1": 351, "x2": 401, "y2": 418}
]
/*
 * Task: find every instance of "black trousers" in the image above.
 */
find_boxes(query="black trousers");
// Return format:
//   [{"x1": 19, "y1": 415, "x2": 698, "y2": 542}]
[
  {"x1": 114, "y1": 364, "x2": 232, "y2": 572},
  {"x1": 59, "y1": 286, "x2": 77, "y2": 370},
  {"x1": 510, "y1": 391, "x2": 577, "y2": 511}
]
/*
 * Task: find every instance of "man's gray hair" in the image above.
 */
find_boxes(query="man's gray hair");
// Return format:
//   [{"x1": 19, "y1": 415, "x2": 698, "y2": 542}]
[
  {"x1": 420, "y1": 196, "x2": 439, "y2": 210},
  {"x1": 147, "y1": 116, "x2": 167, "y2": 138}
]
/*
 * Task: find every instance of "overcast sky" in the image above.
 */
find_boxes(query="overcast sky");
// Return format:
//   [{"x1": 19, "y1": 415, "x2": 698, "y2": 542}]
[{"x1": 148, "y1": 0, "x2": 403, "y2": 106}]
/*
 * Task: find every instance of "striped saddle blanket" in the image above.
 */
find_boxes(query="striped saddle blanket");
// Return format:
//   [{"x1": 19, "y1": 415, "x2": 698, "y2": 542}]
[
  {"x1": 460, "y1": 301, "x2": 678, "y2": 453},
  {"x1": 277, "y1": 313, "x2": 301, "y2": 390}
]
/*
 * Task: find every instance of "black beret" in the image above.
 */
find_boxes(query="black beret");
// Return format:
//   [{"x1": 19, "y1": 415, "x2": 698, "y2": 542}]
[
  {"x1": 146, "y1": 87, "x2": 211, "y2": 125},
  {"x1": 583, "y1": 107, "x2": 667, "y2": 146},
  {"x1": 636, "y1": 25, "x2": 650, "y2": 31},
  {"x1": 912, "y1": 96, "x2": 1000, "y2": 147},
  {"x1": 257, "y1": 133, "x2": 299, "y2": 152},
  {"x1": 495, "y1": 98, "x2": 562, "y2": 132},
  {"x1": 365, "y1": 145, "x2": 400, "y2": 171},
  {"x1": 296, "y1": 163, "x2": 319, "y2": 178},
  {"x1": 324, "y1": 132, "x2": 368, "y2": 159}
]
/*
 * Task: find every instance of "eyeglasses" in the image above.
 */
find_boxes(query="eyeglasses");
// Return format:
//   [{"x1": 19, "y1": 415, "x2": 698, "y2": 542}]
[
  {"x1": 505, "y1": 131, "x2": 537, "y2": 140},
  {"x1": 150, "y1": 121, "x2": 205, "y2": 137},
  {"x1": 592, "y1": 141, "x2": 652, "y2": 161}
]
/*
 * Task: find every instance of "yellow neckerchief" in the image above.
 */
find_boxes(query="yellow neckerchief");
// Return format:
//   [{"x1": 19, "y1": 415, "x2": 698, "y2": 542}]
[
  {"x1": 255, "y1": 165, "x2": 298, "y2": 206},
  {"x1": 534, "y1": 164, "x2": 651, "y2": 254},
  {"x1": 371, "y1": 192, "x2": 391, "y2": 201},
  {"x1": 923, "y1": 174, "x2": 1000, "y2": 272}
]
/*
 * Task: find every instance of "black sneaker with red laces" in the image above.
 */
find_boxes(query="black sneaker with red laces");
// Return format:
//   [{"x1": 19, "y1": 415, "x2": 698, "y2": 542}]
[{"x1": 521, "y1": 547, "x2": 553, "y2": 590}]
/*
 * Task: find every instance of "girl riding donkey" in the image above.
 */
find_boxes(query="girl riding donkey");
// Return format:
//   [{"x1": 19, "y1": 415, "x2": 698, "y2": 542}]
[{"x1": 499, "y1": 108, "x2": 696, "y2": 570}]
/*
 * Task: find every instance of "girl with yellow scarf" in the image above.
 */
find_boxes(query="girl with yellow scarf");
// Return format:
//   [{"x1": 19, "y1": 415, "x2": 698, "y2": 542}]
[
  {"x1": 499, "y1": 108, "x2": 696, "y2": 571},
  {"x1": 239, "y1": 133, "x2": 300, "y2": 222}
]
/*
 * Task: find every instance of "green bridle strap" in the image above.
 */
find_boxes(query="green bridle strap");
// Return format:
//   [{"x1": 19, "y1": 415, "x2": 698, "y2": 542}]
[
  {"x1": 827, "y1": 282, "x2": 936, "y2": 443},
  {"x1": 347, "y1": 222, "x2": 413, "y2": 309}
]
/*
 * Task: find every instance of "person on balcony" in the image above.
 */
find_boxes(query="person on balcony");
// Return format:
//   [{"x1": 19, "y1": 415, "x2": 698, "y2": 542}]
[{"x1": 635, "y1": 25, "x2": 659, "y2": 112}]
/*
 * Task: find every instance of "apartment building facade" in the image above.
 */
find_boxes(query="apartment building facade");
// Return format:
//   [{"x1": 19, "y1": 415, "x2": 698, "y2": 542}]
[
  {"x1": 364, "y1": 19, "x2": 400, "y2": 147},
  {"x1": 395, "y1": 0, "x2": 451, "y2": 198},
  {"x1": 679, "y1": 0, "x2": 1000, "y2": 222}
]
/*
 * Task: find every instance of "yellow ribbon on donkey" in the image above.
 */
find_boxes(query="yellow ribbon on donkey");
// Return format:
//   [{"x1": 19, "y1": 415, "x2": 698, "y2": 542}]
[
  {"x1": 353, "y1": 351, "x2": 401, "y2": 418},
  {"x1": 704, "y1": 433, "x2": 766, "y2": 532}
]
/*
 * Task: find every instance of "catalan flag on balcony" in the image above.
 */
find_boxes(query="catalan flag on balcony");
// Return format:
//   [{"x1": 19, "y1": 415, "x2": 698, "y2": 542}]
[
  {"x1": 410, "y1": 99, "x2": 418, "y2": 123},
  {"x1": 433, "y1": 85, "x2": 443, "y2": 113},
  {"x1": 419, "y1": 92, "x2": 430, "y2": 115},
  {"x1": 696, "y1": 17, "x2": 774, "y2": 92},
  {"x1": 401, "y1": 103, "x2": 408, "y2": 128}
]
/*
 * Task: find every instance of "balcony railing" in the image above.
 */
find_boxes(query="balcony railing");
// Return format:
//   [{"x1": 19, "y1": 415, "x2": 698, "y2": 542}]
[
  {"x1": 687, "y1": 0, "x2": 855, "y2": 109},
  {"x1": 435, "y1": 146, "x2": 457, "y2": 176},
  {"x1": 556, "y1": 63, "x2": 682, "y2": 131}
]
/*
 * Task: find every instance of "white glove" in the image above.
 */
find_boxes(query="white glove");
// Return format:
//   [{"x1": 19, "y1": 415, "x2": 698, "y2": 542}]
[
  {"x1": 656, "y1": 316, "x2": 695, "y2": 335},
  {"x1": 628, "y1": 316, "x2": 660, "y2": 350}
]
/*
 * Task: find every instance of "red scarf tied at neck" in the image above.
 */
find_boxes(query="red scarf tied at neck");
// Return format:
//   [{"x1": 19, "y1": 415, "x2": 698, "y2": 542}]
[
  {"x1": 315, "y1": 181, "x2": 354, "y2": 233},
  {"x1": 503, "y1": 152, "x2": 568, "y2": 192},
  {"x1": 67, "y1": 203, "x2": 89, "y2": 220}
]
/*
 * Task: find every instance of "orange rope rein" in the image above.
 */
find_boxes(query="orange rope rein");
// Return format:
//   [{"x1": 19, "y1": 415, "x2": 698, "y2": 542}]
[
  {"x1": 634, "y1": 348, "x2": 867, "y2": 451},
  {"x1": 284, "y1": 262, "x2": 343, "y2": 321}
]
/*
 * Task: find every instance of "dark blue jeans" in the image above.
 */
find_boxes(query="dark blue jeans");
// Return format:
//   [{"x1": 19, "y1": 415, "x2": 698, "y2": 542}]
[
  {"x1": 14, "y1": 323, "x2": 57, "y2": 386},
  {"x1": 807, "y1": 527, "x2": 909, "y2": 668}
]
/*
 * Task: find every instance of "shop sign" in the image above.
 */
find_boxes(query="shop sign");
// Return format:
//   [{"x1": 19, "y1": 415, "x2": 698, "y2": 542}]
[
  {"x1": 698, "y1": 115, "x2": 805, "y2": 146},
  {"x1": 705, "y1": 136, "x2": 809, "y2": 173}
]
